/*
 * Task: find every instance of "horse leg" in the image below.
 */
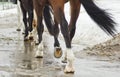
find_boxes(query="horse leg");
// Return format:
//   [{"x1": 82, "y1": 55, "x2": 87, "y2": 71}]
[
  {"x1": 27, "y1": 10, "x2": 34, "y2": 40},
  {"x1": 69, "y1": 0, "x2": 80, "y2": 42},
  {"x1": 17, "y1": 0, "x2": 21, "y2": 31},
  {"x1": 59, "y1": 11, "x2": 75, "y2": 73},
  {"x1": 28, "y1": 10, "x2": 33, "y2": 32},
  {"x1": 50, "y1": 1, "x2": 75, "y2": 73},
  {"x1": 33, "y1": 0, "x2": 45, "y2": 58},
  {"x1": 20, "y1": 2, "x2": 28, "y2": 41},
  {"x1": 53, "y1": 18, "x2": 63, "y2": 58},
  {"x1": 43, "y1": 5, "x2": 62, "y2": 58}
]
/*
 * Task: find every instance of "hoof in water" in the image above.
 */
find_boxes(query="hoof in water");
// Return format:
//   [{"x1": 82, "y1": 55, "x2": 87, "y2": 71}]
[
  {"x1": 54, "y1": 47, "x2": 62, "y2": 58},
  {"x1": 22, "y1": 32, "x2": 25, "y2": 34},
  {"x1": 29, "y1": 36, "x2": 34, "y2": 40},
  {"x1": 35, "y1": 51, "x2": 43, "y2": 58},
  {"x1": 35, "y1": 55, "x2": 43, "y2": 58},
  {"x1": 64, "y1": 70, "x2": 75, "y2": 74},
  {"x1": 64, "y1": 65, "x2": 75, "y2": 74},
  {"x1": 16, "y1": 28, "x2": 21, "y2": 31},
  {"x1": 62, "y1": 57, "x2": 67, "y2": 63},
  {"x1": 35, "y1": 42, "x2": 39, "y2": 45},
  {"x1": 24, "y1": 37, "x2": 29, "y2": 41}
]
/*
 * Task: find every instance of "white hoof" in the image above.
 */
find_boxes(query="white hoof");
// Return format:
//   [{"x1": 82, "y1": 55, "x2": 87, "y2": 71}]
[
  {"x1": 64, "y1": 65, "x2": 75, "y2": 73},
  {"x1": 64, "y1": 48, "x2": 75, "y2": 73},
  {"x1": 27, "y1": 31, "x2": 34, "y2": 40},
  {"x1": 62, "y1": 57, "x2": 67, "y2": 63},
  {"x1": 35, "y1": 43, "x2": 44, "y2": 58},
  {"x1": 35, "y1": 50, "x2": 43, "y2": 58}
]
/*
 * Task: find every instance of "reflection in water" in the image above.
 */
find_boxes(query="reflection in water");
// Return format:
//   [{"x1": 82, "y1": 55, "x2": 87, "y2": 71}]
[
  {"x1": 19, "y1": 41, "x2": 43, "y2": 70},
  {"x1": 13, "y1": 41, "x2": 43, "y2": 77},
  {"x1": 10, "y1": 32, "x2": 68, "y2": 77}
]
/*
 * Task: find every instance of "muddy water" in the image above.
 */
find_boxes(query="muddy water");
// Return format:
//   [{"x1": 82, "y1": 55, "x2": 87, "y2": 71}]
[
  {"x1": 0, "y1": 15, "x2": 69, "y2": 77},
  {"x1": 0, "y1": 0, "x2": 120, "y2": 77}
]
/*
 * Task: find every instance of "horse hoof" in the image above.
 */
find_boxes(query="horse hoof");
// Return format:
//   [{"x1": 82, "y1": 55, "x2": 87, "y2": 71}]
[
  {"x1": 29, "y1": 36, "x2": 34, "y2": 40},
  {"x1": 22, "y1": 32, "x2": 25, "y2": 34},
  {"x1": 54, "y1": 47, "x2": 62, "y2": 58},
  {"x1": 62, "y1": 58, "x2": 67, "y2": 63},
  {"x1": 35, "y1": 43, "x2": 39, "y2": 45},
  {"x1": 64, "y1": 70, "x2": 75, "y2": 74},
  {"x1": 64, "y1": 66, "x2": 75, "y2": 74},
  {"x1": 24, "y1": 37, "x2": 29, "y2": 41},
  {"x1": 35, "y1": 52, "x2": 43, "y2": 58},
  {"x1": 35, "y1": 50, "x2": 43, "y2": 58},
  {"x1": 35, "y1": 55, "x2": 43, "y2": 58},
  {"x1": 16, "y1": 29, "x2": 21, "y2": 31}
]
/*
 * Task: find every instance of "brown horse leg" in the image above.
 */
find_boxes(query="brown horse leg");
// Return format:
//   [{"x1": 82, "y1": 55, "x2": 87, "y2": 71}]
[
  {"x1": 50, "y1": 0, "x2": 75, "y2": 73},
  {"x1": 69, "y1": 0, "x2": 81, "y2": 42},
  {"x1": 53, "y1": 17, "x2": 63, "y2": 58},
  {"x1": 43, "y1": 5, "x2": 61, "y2": 58},
  {"x1": 20, "y1": 1, "x2": 28, "y2": 40},
  {"x1": 33, "y1": 0, "x2": 46, "y2": 58}
]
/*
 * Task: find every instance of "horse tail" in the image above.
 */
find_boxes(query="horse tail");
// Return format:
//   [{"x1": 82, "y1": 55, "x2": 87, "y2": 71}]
[
  {"x1": 80, "y1": 0, "x2": 117, "y2": 36},
  {"x1": 43, "y1": 5, "x2": 54, "y2": 35}
]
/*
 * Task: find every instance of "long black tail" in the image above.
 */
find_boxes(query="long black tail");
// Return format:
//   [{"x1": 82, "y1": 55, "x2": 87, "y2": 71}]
[
  {"x1": 80, "y1": 0, "x2": 117, "y2": 35},
  {"x1": 43, "y1": 5, "x2": 54, "y2": 35}
]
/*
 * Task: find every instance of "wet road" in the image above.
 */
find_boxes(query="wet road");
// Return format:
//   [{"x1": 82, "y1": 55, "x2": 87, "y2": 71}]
[{"x1": 0, "y1": 0, "x2": 120, "y2": 77}]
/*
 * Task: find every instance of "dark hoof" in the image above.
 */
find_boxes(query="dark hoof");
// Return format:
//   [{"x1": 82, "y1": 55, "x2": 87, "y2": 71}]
[
  {"x1": 24, "y1": 37, "x2": 29, "y2": 41},
  {"x1": 16, "y1": 28, "x2": 21, "y2": 31},
  {"x1": 62, "y1": 60, "x2": 67, "y2": 63},
  {"x1": 54, "y1": 47, "x2": 62, "y2": 58},
  {"x1": 35, "y1": 43, "x2": 39, "y2": 45},
  {"x1": 29, "y1": 36, "x2": 34, "y2": 40},
  {"x1": 22, "y1": 32, "x2": 25, "y2": 34},
  {"x1": 62, "y1": 58, "x2": 67, "y2": 63},
  {"x1": 65, "y1": 71, "x2": 75, "y2": 74},
  {"x1": 35, "y1": 56, "x2": 43, "y2": 58}
]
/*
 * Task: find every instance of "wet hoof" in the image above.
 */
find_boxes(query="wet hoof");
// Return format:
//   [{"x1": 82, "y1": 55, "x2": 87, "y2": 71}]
[
  {"x1": 54, "y1": 47, "x2": 62, "y2": 58},
  {"x1": 64, "y1": 71, "x2": 75, "y2": 74},
  {"x1": 35, "y1": 55, "x2": 43, "y2": 58},
  {"x1": 29, "y1": 36, "x2": 34, "y2": 40},
  {"x1": 24, "y1": 37, "x2": 29, "y2": 41},
  {"x1": 62, "y1": 57, "x2": 67, "y2": 63},
  {"x1": 35, "y1": 42, "x2": 39, "y2": 45},
  {"x1": 35, "y1": 51, "x2": 43, "y2": 58},
  {"x1": 35, "y1": 52, "x2": 43, "y2": 58},
  {"x1": 16, "y1": 28, "x2": 21, "y2": 31},
  {"x1": 64, "y1": 66, "x2": 75, "y2": 74},
  {"x1": 22, "y1": 32, "x2": 25, "y2": 34}
]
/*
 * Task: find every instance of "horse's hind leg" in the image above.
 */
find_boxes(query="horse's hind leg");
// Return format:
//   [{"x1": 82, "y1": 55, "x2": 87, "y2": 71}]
[
  {"x1": 69, "y1": 0, "x2": 80, "y2": 42},
  {"x1": 20, "y1": 2, "x2": 28, "y2": 40}
]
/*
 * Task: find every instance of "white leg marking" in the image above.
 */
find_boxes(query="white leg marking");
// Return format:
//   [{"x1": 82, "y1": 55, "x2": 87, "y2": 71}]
[
  {"x1": 35, "y1": 42, "x2": 44, "y2": 58},
  {"x1": 62, "y1": 50, "x2": 67, "y2": 63},
  {"x1": 64, "y1": 48, "x2": 75, "y2": 73},
  {"x1": 27, "y1": 28, "x2": 38, "y2": 44}
]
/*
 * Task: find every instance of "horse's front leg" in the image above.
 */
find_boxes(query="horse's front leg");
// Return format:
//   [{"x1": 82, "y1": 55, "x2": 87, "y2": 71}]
[
  {"x1": 43, "y1": 6, "x2": 62, "y2": 58},
  {"x1": 59, "y1": 14, "x2": 75, "y2": 73},
  {"x1": 50, "y1": 0, "x2": 75, "y2": 73},
  {"x1": 69, "y1": 0, "x2": 80, "y2": 42}
]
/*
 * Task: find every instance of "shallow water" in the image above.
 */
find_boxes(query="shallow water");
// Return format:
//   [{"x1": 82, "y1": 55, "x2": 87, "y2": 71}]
[{"x1": 0, "y1": 0, "x2": 120, "y2": 77}]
